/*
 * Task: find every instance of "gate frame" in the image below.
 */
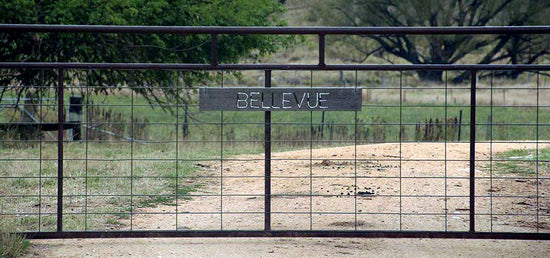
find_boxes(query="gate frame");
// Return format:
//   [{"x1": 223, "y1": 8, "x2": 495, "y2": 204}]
[{"x1": 1, "y1": 24, "x2": 550, "y2": 239}]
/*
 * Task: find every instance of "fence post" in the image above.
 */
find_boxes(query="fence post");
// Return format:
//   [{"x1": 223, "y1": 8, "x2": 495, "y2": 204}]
[
  {"x1": 264, "y1": 70, "x2": 272, "y2": 231},
  {"x1": 458, "y1": 110, "x2": 463, "y2": 141},
  {"x1": 57, "y1": 69, "x2": 64, "y2": 232},
  {"x1": 182, "y1": 103, "x2": 189, "y2": 138},
  {"x1": 470, "y1": 70, "x2": 477, "y2": 232},
  {"x1": 68, "y1": 96, "x2": 82, "y2": 141}
]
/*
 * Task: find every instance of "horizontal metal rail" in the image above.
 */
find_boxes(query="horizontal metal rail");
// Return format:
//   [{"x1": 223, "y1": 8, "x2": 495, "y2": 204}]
[
  {"x1": 22, "y1": 230, "x2": 550, "y2": 240},
  {"x1": 1, "y1": 63, "x2": 550, "y2": 70},
  {"x1": 1, "y1": 24, "x2": 549, "y2": 35}
]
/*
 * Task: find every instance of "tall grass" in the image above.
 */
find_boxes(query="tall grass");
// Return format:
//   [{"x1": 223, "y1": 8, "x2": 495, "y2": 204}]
[{"x1": 0, "y1": 218, "x2": 29, "y2": 258}]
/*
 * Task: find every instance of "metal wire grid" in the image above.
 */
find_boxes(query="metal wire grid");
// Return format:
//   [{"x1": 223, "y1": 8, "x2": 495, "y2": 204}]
[
  {"x1": 0, "y1": 69, "x2": 548, "y2": 236},
  {"x1": 0, "y1": 24, "x2": 549, "y2": 238}
]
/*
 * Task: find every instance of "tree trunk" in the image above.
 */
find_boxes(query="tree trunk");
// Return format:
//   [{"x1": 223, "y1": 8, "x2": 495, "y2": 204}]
[{"x1": 416, "y1": 70, "x2": 443, "y2": 83}]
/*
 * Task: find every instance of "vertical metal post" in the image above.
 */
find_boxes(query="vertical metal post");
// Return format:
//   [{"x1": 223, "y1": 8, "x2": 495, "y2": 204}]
[
  {"x1": 444, "y1": 71, "x2": 449, "y2": 231},
  {"x1": 175, "y1": 83, "x2": 180, "y2": 230},
  {"x1": 469, "y1": 69, "x2": 477, "y2": 232},
  {"x1": 309, "y1": 70, "x2": 313, "y2": 230},
  {"x1": 318, "y1": 34, "x2": 325, "y2": 66},
  {"x1": 38, "y1": 75, "x2": 44, "y2": 231},
  {"x1": 84, "y1": 84, "x2": 90, "y2": 231},
  {"x1": 535, "y1": 71, "x2": 541, "y2": 233},
  {"x1": 399, "y1": 71, "x2": 403, "y2": 230},
  {"x1": 489, "y1": 72, "x2": 494, "y2": 232},
  {"x1": 264, "y1": 70, "x2": 272, "y2": 231},
  {"x1": 57, "y1": 69, "x2": 64, "y2": 232},
  {"x1": 220, "y1": 72, "x2": 225, "y2": 230},
  {"x1": 130, "y1": 89, "x2": 134, "y2": 230},
  {"x1": 354, "y1": 70, "x2": 358, "y2": 230}
]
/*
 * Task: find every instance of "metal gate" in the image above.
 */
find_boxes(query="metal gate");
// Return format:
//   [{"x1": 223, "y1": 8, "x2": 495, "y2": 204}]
[{"x1": 1, "y1": 25, "x2": 550, "y2": 239}]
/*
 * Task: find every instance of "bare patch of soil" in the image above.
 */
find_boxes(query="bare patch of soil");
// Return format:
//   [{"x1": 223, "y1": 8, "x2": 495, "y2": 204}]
[
  {"x1": 127, "y1": 142, "x2": 550, "y2": 232},
  {"x1": 28, "y1": 238, "x2": 550, "y2": 257}
]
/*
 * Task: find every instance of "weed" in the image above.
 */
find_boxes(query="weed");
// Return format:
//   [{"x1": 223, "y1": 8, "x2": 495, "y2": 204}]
[
  {"x1": 10, "y1": 178, "x2": 33, "y2": 188},
  {"x1": 137, "y1": 196, "x2": 173, "y2": 208},
  {"x1": 493, "y1": 148, "x2": 550, "y2": 175},
  {"x1": 0, "y1": 218, "x2": 29, "y2": 258},
  {"x1": 106, "y1": 217, "x2": 124, "y2": 226}
]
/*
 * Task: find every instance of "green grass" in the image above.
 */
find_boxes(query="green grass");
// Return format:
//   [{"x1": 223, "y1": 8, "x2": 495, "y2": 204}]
[
  {"x1": 184, "y1": 103, "x2": 550, "y2": 147},
  {"x1": 0, "y1": 141, "x2": 206, "y2": 232},
  {"x1": 0, "y1": 218, "x2": 29, "y2": 258},
  {"x1": 493, "y1": 148, "x2": 550, "y2": 175}
]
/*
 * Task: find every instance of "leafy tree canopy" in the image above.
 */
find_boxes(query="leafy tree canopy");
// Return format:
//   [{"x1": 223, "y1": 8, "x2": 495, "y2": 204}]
[
  {"x1": 310, "y1": 0, "x2": 550, "y2": 82},
  {"x1": 0, "y1": 0, "x2": 289, "y2": 105}
]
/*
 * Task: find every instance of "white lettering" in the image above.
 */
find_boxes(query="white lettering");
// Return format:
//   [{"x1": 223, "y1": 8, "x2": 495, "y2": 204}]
[
  {"x1": 282, "y1": 92, "x2": 292, "y2": 109},
  {"x1": 295, "y1": 92, "x2": 308, "y2": 109},
  {"x1": 234, "y1": 90, "x2": 335, "y2": 110},
  {"x1": 319, "y1": 92, "x2": 329, "y2": 109},
  {"x1": 307, "y1": 92, "x2": 318, "y2": 108},
  {"x1": 249, "y1": 92, "x2": 260, "y2": 108},
  {"x1": 236, "y1": 92, "x2": 248, "y2": 109},
  {"x1": 271, "y1": 92, "x2": 280, "y2": 109}
]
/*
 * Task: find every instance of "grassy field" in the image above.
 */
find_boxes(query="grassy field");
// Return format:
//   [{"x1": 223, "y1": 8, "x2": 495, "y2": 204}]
[{"x1": 0, "y1": 142, "x2": 202, "y2": 231}]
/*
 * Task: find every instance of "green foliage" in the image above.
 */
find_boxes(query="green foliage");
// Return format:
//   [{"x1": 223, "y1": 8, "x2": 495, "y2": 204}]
[
  {"x1": 0, "y1": 0, "x2": 290, "y2": 106},
  {"x1": 309, "y1": 0, "x2": 550, "y2": 82}
]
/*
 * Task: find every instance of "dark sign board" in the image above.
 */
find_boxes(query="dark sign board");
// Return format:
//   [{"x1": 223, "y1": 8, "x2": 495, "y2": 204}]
[{"x1": 200, "y1": 87, "x2": 362, "y2": 111}]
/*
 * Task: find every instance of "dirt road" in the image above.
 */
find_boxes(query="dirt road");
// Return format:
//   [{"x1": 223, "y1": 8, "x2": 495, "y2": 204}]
[
  {"x1": 26, "y1": 142, "x2": 550, "y2": 257},
  {"x1": 27, "y1": 237, "x2": 549, "y2": 257}
]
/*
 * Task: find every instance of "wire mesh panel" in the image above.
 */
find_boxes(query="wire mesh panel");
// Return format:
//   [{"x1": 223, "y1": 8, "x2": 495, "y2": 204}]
[
  {"x1": 0, "y1": 25, "x2": 549, "y2": 239},
  {"x1": 474, "y1": 72, "x2": 550, "y2": 233}
]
